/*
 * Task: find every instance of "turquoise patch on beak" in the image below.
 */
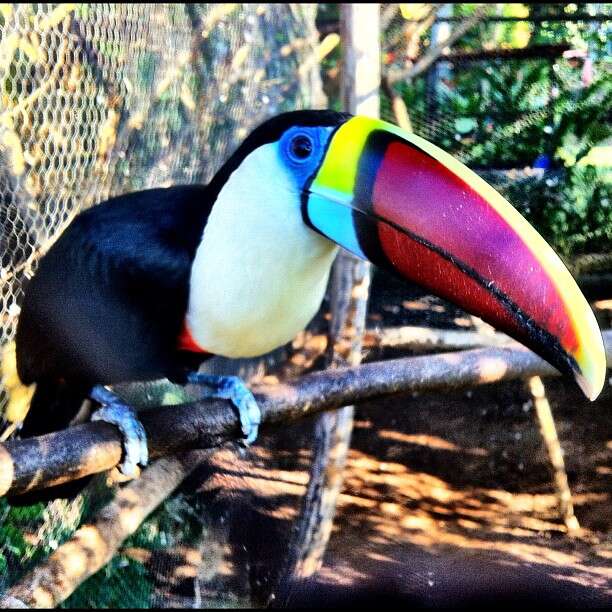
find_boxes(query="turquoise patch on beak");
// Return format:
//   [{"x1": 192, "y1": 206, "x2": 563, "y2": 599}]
[{"x1": 307, "y1": 193, "x2": 367, "y2": 260}]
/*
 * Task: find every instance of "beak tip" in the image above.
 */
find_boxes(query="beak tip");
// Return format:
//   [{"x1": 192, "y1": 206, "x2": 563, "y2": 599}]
[
  {"x1": 576, "y1": 376, "x2": 600, "y2": 402},
  {"x1": 574, "y1": 353, "x2": 606, "y2": 402}
]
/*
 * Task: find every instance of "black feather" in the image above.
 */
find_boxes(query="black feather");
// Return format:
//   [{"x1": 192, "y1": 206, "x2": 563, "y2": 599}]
[{"x1": 16, "y1": 185, "x2": 214, "y2": 430}]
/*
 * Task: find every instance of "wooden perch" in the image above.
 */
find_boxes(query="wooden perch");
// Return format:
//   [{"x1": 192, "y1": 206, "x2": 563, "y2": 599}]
[
  {"x1": 364, "y1": 325, "x2": 513, "y2": 352},
  {"x1": 1, "y1": 330, "x2": 610, "y2": 499}
]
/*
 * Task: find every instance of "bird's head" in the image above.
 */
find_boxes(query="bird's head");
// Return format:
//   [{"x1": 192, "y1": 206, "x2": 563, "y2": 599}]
[{"x1": 212, "y1": 110, "x2": 605, "y2": 400}]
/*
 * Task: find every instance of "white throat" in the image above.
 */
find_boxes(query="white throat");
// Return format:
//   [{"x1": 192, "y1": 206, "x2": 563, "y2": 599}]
[{"x1": 186, "y1": 144, "x2": 338, "y2": 358}]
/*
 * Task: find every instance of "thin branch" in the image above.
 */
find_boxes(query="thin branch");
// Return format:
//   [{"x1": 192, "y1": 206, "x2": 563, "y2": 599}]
[
  {"x1": 381, "y1": 74, "x2": 413, "y2": 132},
  {"x1": 404, "y1": 4, "x2": 441, "y2": 61},
  {"x1": 1, "y1": 330, "x2": 610, "y2": 499},
  {"x1": 364, "y1": 325, "x2": 513, "y2": 352},
  {"x1": 571, "y1": 253, "x2": 612, "y2": 276},
  {"x1": 527, "y1": 376, "x2": 580, "y2": 534},
  {"x1": 288, "y1": 326, "x2": 514, "y2": 373}
]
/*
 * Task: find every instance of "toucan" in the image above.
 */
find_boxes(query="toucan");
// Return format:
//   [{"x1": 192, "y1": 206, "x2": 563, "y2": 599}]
[{"x1": 5, "y1": 110, "x2": 606, "y2": 492}]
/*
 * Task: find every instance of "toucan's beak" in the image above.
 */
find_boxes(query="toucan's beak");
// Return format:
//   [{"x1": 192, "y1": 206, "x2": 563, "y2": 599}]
[{"x1": 305, "y1": 116, "x2": 605, "y2": 400}]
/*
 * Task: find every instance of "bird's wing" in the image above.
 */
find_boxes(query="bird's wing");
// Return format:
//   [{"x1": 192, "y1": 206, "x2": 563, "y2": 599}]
[{"x1": 16, "y1": 185, "x2": 214, "y2": 385}]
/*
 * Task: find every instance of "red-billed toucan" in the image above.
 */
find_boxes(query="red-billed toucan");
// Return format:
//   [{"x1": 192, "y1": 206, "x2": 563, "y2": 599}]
[{"x1": 8, "y1": 110, "x2": 606, "y2": 487}]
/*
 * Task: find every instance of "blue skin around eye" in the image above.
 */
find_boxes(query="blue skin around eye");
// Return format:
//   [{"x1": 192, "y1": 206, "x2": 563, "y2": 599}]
[
  {"x1": 279, "y1": 126, "x2": 332, "y2": 186},
  {"x1": 278, "y1": 126, "x2": 367, "y2": 259},
  {"x1": 306, "y1": 193, "x2": 368, "y2": 260}
]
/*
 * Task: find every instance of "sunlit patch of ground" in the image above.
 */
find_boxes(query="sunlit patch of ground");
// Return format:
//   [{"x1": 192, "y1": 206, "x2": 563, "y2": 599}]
[{"x1": 318, "y1": 376, "x2": 611, "y2": 605}]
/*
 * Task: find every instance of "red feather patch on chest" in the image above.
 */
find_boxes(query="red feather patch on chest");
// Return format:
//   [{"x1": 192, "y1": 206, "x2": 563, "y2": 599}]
[{"x1": 178, "y1": 321, "x2": 209, "y2": 354}]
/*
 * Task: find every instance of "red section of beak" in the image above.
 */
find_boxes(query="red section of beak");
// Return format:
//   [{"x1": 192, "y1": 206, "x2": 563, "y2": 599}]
[
  {"x1": 372, "y1": 140, "x2": 579, "y2": 362},
  {"x1": 378, "y1": 223, "x2": 521, "y2": 334}
]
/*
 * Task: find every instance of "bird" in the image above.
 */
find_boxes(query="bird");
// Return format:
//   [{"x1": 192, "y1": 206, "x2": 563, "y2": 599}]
[{"x1": 2, "y1": 109, "x2": 606, "y2": 499}]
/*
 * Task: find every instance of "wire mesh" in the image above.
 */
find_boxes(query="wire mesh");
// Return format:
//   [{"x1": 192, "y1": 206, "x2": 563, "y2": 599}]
[
  {"x1": 0, "y1": 1, "x2": 320, "y2": 420},
  {"x1": 0, "y1": 3, "x2": 321, "y2": 605}
]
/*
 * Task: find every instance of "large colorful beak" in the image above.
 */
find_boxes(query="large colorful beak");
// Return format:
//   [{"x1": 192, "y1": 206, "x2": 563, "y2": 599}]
[{"x1": 305, "y1": 116, "x2": 606, "y2": 400}]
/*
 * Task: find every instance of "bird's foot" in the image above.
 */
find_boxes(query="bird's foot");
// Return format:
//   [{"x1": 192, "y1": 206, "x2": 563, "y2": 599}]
[
  {"x1": 187, "y1": 373, "x2": 261, "y2": 445},
  {"x1": 90, "y1": 385, "x2": 148, "y2": 478}
]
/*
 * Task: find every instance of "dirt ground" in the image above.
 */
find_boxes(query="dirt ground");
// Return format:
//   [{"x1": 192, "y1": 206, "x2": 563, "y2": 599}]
[
  {"x1": 311, "y1": 379, "x2": 611, "y2": 607},
  {"x1": 299, "y1": 272, "x2": 612, "y2": 607},
  {"x1": 173, "y1": 373, "x2": 610, "y2": 608}
]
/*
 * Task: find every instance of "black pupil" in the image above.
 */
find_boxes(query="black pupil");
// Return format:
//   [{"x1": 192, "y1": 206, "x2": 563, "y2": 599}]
[{"x1": 291, "y1": 135, "x2": 312, "y2": 159}]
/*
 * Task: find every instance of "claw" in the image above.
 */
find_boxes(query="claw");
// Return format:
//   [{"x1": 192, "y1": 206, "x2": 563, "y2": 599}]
[
  {"x1": 240, "y1": 393, "x2": 261, "y2": 445},
  {"x1": 187, "y1": 373, "x2": 261, "y2": 445},
  {"x1": 90, "y1": 385, "x2": 148, "y2": 477}
]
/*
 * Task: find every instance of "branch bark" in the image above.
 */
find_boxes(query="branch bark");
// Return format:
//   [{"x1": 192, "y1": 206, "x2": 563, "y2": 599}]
[
  {"x1": 364, "y1": 325, "x2": 513, "y2": 352},
  {"x1": 0, "y1": 451, "x2": 209, "y2": 609},
  {"x1": 381, "y1": 74, "x2": 413, "y2": 132},
  {"x1": 2, "y1": 330, "x2": 610, "y2": 499}
]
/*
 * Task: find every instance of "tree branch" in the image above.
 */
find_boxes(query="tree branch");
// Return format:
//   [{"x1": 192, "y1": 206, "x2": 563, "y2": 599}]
[
  {"x1": 1, "y1": 330, "x2": 610, "y2": 499},
  {"x1": 364, "y1": 325, "x2": 513, "y2": 352},
  {"x1": 284, "y1": 3, "x2": 380, "y2": 585},
  {"x1": 388, "y1": 4, "x2": 492, "y2": 84}
]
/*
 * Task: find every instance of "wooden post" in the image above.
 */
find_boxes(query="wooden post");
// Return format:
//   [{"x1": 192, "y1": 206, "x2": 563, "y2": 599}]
[
  {"x1": 282, "y1": 3, "x2": 381, "y2": 592},
  {"x1": 527, "y1": 376, "x2": 581, "y2": 534}
]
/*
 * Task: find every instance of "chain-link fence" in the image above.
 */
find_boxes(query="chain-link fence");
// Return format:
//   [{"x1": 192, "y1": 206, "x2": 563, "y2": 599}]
[{"x1": 0, "y1": 1, "x2": 321, "y2": 420}]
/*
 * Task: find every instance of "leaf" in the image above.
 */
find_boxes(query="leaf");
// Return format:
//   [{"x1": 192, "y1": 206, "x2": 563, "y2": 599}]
[{"x1": 455, "y1": 117, "x2": 477, "y2": 134}]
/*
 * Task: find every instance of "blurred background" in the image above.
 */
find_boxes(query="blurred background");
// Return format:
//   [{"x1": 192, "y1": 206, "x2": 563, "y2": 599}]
[{"x1": 0, "y1": 3, "x2": 610, "y2": 608}]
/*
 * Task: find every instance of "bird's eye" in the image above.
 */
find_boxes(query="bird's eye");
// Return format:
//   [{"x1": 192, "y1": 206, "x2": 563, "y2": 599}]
[{"x1": 289, "y1": 134, "x2": 313, "y2": 161}]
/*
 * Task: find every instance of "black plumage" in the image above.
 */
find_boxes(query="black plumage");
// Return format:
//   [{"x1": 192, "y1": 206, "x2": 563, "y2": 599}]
[{"x1": 17, "y1": 185, "x2": 214, "y2": 436}]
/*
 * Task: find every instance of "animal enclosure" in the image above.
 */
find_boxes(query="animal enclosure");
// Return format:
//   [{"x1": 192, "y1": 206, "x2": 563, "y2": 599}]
[{"x1": 0, "y1": 3, "x2": 610, "y2": 608}]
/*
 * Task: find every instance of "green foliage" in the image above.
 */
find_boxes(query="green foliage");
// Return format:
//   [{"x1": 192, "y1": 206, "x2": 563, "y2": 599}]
[
  {"x1": 383, "y1": 3, "x2": 611, "y2": 258},
  {"x1": 417, "y1": 61, "x2": 611, "y2": 169},
  {"x1": 452, "y1": 65, "x2": 610, "y2": 256},
  {"x1": 553, "y1": 73, "x2": 612, "y2": 165},
  {"x1": 62, "y1": 555, "x2": 153, "y2": 609},
  {"x1": 503, "y1": 166, "x2": 612, "y2": 258},
  {"x1": 431, "y1": 60, "x2": 552, "y2": 165},
  {"x1": 0, "y1": 501, "x2": 45, "y2": 581}
]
